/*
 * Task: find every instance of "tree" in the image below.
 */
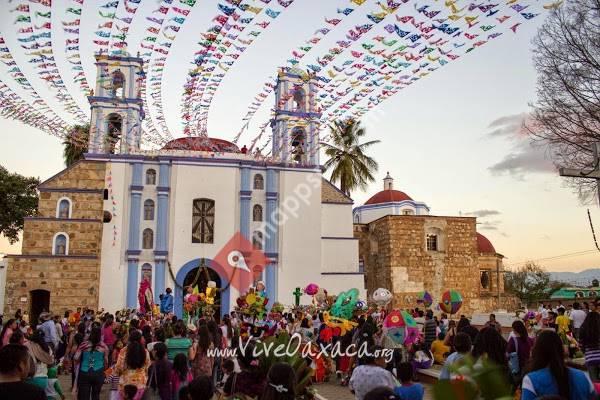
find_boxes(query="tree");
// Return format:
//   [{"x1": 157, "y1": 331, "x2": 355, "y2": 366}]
[
  {"x1": 321, "y1": 119, "x2": 380, "y2": 196},
  {"x1": 504, "y1": 262, "x2": 551, "y2": 305},
  {"x1": 63, "y1": 124, "x2": 89, "y2": 167},
  {"x1": 0, "y1": 166, "x2": 39, "y2": 244},
  {"x1": 528, "y1": 0, "x2": 600, "y2": 202}
]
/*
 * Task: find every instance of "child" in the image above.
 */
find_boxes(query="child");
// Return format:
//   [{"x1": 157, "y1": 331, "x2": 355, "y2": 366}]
[
  {"x1": 45, "y1": 366, "x2": 65, "y2": 400},
  {"x1": 217, "y1": 358, "x2": 235, "y2": 392},
  {"x1": 171, "y1": 353, "x2": 193, "y2": 400},
  {"x1": 394, "y1": 362, "x2": 424, "y2": 400}
]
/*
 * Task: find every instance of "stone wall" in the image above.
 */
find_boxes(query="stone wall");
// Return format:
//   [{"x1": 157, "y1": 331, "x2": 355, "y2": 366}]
[
  {"x1": 356, "y1": 215, "x2": 516, "y2": 315},
  {"x1": 3, "y1": 161, "x2": 106, "y2": 317}
]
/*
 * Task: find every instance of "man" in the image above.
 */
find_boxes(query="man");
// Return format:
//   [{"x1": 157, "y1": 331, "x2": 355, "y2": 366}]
[
  {"x1": 422, "y1": 310, "x2": 437, "y2": 351},
  {"x1": 0, "y1": 344, "x2": 46, "y2": 399},
  {"x1": 38, "y1": 312, "x2": 59, "y2": 351},
  {"x1": 160, "y1": 287, "x2": 174, "y2": 314},
  {"x1": 569, "y1": 302, "x2": 586, "y2": 339},
  {"x1": 484, "y1": 313, "x2": 502, "y2": 333},
  {"x1": 555, "y1": 307, "x2": 570, "y2": 334}
]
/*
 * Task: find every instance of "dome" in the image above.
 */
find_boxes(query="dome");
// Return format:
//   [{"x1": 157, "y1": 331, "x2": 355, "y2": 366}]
[
  {"x1": 365, "y1": 189, "x2": 413, "y2": 205},
  {"x1": 162, "y1": 137, "x2": 240, "y2": 153},
  {"x1": 477, "y1": 233, "x2": 496, "y2": 254}
]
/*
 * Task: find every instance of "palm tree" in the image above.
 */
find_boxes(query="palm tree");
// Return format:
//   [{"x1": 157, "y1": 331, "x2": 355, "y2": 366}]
[
  {"x1": 63, "y1": 124, "x2": 90, "y2": 167},
  {"x1": 321, "y1": 119, "x2": 380, "y2": 196}
]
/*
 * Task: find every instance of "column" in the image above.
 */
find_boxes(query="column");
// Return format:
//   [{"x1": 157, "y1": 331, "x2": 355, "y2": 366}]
[
  {"x1": 126, "y1": 162, "x2": 143, "y2": 308},
  {"x1": 154, "y1": 162, "x2": 170, "y2": 302},
  {"x1": 265, "y1": 169, "x2": 279, "y2": 302},
  {"x1": 240, "y1": 167, "x2": 251, "y2": 240}
]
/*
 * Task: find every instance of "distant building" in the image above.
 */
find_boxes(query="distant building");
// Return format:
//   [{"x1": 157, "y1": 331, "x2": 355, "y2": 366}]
[
  {"x1": 550, "y1": 287, "x2": 600, "y2": 301},
  {"x1": 354, "y1": 173, "x2": 518, "y2": 314}
]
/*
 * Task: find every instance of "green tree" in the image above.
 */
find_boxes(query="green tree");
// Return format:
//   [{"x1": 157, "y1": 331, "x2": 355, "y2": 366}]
[
  {"x1": 63, "y1": 124, "x2": 89, "y2": 167},
  {"x1": 504, "y1": 262, "x2": 551, "y2": 305},
  {"x1": 321, "y1": 119, "x2": 380, "y2": 196},
  {"x1": 0, "y1": 166, "x2": 39, "y2": 244}
]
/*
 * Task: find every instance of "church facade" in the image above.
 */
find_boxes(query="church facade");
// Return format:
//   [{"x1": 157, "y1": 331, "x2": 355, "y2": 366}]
[
  {"x1": 353, "y1": 174, "x2": 518, "y2": 315},
  {"x1": 3, "y1": 52, "x2": 364, "y2": 320}
]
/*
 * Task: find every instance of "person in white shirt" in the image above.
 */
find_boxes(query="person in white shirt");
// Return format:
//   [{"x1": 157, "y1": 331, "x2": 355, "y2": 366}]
[
  {"x1": 349, "y1": 345, "x2": 397, "y2": 400},
  {"x1": 569, "y1": 302, "x2": 587, "y2": 340}
]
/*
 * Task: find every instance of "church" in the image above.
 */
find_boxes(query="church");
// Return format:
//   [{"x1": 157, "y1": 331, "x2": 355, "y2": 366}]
[
  {"x1": 353, "y1": 173, "x2": 518, "y2": 315},
  {"x1": 2, "y1": 51, "x2": 365, "y2": 321}
]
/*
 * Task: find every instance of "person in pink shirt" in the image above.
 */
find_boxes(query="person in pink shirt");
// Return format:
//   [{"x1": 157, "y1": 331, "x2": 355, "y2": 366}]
[
  {"x1": 0, "y1": 319, "x2": 17, "y2": 348},
  {"x1": 102, "y1": 315, "x2": 116, "y2": 363}
]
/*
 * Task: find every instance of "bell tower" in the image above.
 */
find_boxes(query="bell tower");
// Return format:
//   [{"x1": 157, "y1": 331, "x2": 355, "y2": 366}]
[
  {"x1": 271, "y1": 67, "x2": 321, "y2": 166},
  {"x1": 88, "y1": 50, "x2": 145, "y2": 154}
]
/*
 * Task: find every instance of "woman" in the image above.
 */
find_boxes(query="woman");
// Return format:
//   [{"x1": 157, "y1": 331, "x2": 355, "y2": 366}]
[
  {"x1": 68, "y1": 323, "x2": 87, "y2": 388},
  {"x1": 579, "y1": 311, "x2": 600, "y2": 384},
  {"x1": 443, "y1": 320, "x2": 457, "y2": 352},
  {"x1": 73, "y1": 326, "x2": 109, "y2": 400},
  {"x1": 25, "y1": 329, "x2": 55, "y2": 391},
  {"x1": 148, "y1": 342, "x2": 172, "y2": 400},
  {"x1": 190, "y1": 325, "x2": 214, "y2": 379},
  {"x1": 472, "y1": 327, "x2": 509, "y2": 378},
  {"x1": 171, "y1": 353, "x2": 193, "y2": 400},
  {"x1": 507, "y1": 320, "x2": 534, "y2": 383},
  {"x1": 521, "y1": 330, "x2": 595, "y2": 400},
  {"x1": 115, "y1": 330, "x2": 150, "y2": 399},
  {"x1": 260, "y1": 362, "x2": 296, "y2": 400},
  {"x1": 0, "y1": 319, "x2": 17, "y2": 347},
  {"x1": 220, "y1": 315, "x2": 233, "y2": 348},
  {"x1": 165, "y1": 321, "x2": 193, "y2": 361}
]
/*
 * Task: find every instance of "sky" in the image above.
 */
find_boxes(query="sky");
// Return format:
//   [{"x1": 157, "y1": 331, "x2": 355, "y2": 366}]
[{"x1": 1, "y1": 0, "x2": 599, "y2": 272}]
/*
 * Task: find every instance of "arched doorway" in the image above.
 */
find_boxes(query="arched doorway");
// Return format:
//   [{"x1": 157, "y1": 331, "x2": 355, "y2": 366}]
[
  {"x1": 175, "y1": 259, "x2": 229, "y2": 320},
  {"x1": 30, "y1": 289, "x2": 50, "y2": 327}
]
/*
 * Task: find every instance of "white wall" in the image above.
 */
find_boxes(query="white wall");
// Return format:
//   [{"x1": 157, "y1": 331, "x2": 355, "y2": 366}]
[
  {"x1": 98, "y1": 161, "x2": 129, "y2": 312},
  {"x1": 277, "y1": 170, "x2": 322, "y2": 306},
  {"x1": 321, "y1": 239, "x2": 359, "y2": 273},
  {"x1": 321, "y1": 204, "x2": 354, "y2": 237}
]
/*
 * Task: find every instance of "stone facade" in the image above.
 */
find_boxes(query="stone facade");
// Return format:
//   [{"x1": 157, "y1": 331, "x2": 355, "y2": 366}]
[
  {"x1": 355, "y1": 215, "x2": 516, "y2": 315},
  {"x1": 3, "y1": 161, "x2": 106, "y2": 319}
]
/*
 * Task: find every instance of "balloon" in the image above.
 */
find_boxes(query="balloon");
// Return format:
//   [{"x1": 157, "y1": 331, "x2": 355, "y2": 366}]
[
  {"x1": 416, "y1": 291, "x2": 433, "y2": 308},
  {"x1": 372, "y1": 288, "x2": 393, "y2": 306},
  {"x1": 438, "y1": 290, "x2": 463, "y2": 314},
  {"x1": 304, "y1": 283, "x2": 319, "y2": 296}
]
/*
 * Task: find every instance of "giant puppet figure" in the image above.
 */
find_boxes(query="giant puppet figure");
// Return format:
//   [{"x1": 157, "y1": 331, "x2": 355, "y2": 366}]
[{"x1": 138, "y1": 277, "x2": 154, "y2": 314}]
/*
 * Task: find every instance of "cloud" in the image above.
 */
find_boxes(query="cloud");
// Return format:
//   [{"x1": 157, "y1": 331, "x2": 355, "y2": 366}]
[
  {"x1": 464, "y1": 209, "x2": 501, "y2": 218},
  {"x1": 487, "y1": 113, "x2": 528, "y2": 137},
  {"x1": 477, "y1": 220, "x2": 502, "y2": 230}
]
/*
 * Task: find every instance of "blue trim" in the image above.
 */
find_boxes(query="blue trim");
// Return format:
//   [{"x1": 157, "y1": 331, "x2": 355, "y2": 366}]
[
  {"x1": 154, "y1": 250, "x2": 168, "y2": 256},
  {"x1": 275, "y1": 110, "x2": 321, "y2": 118},
  {"x1": 240, "y1": 168, "x2": 251, "y2": 240},
  {"x1": 130, "y1": 185, "x2": 144, "y2": 191},
  {"x1": 265, "y1": 169, "x2": 279, "y2": 304},
  {"x1": 174, "y1": 258, "x2": 230, "y2": 318},
  {"x1": 128, "y1": 193, "x2": 142, "y2": 249},
  {"x1": 266, "y1": 192, "x2": 278, "y2": 199},
  {"x1": 264, "y1": 252, "x2": 279, "y2": 259},
  {"x1": 88, "y1": 96, "x2": 143, "y2": 105},
  {"x1": 158, "y1": 163, "x2": 170, "y2": 187},
  {"x1": 127, "y1": 260, "x2": 138, "y2": 308},
  {"x1": 156, "y1": 164, "x2": 170, "y2": 253},
  {"x1": 321, "y1": 237, "x2": 358, "y2": 240},
  {"x1": 154, "y1": 260, "x2": 166, "y2": 303},
  {"x1": 157, "y1": 186, "x2": 170, "y2": 193},
  {"x1": 132, "y1": 163, "x2": 143, "y2": 186},
  {"x1": 126, "y1": 250, "x2": 142, "y2": 255},
  {"x1": 240, "y1": 190, "x2": 252, "y2": 196}
]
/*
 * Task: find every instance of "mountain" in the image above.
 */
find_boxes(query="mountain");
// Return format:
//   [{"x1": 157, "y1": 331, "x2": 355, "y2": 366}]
[{"x1": 549, "y1": 268, "x2": 600, "y2": 286}]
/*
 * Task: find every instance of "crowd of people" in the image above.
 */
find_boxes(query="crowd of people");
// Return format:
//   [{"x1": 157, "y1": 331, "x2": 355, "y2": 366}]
[{"x1": 0, "y1": 296, "x2": 599, "y2": 400}]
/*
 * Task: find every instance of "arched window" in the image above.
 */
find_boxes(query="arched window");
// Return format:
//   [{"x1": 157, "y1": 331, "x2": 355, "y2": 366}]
[
  {"x1": 111, "y1": 70, "x2": 125, "y2": 97},
  {"x1": 426, "y1": 234, "x2": 438, "y2": 251},
  {"x1": 426, "y1": 227, "x2": 445, "y2": 252},
  {"x1": 290, "y1": 127, "x2": 306, "y2": 163},
  {"x1": 192, "y1": 199, "x2": 215, "y2": 244},
  {"x1": 53, "y1": 233, "x2": 69, "y2": 256},
  {"x1": 588, "y1": 291, "x2": 597, "y2": 298},
  {"x1": 141, "y1": 263, "x2": 152, "y2": 286},
  {"x1": 252, "y1": 231, "x2": 263, "y2": 250},
  {"x1": 575, "y1": 291, "x2": 585, "y2": 298},
  {"x1": 146, "y1": 169, "x2": 156, "y2": 185},
  {"x1": 480, "y1": 270, "x2": 490, "y2": 290},
  {"x1": 106, "y1": 113, "x2": 122, "y2": 154},
  {"x1": 253, "y1": 174, "x2": 264, "y2": 190},
  {"x1": 144, "y1": 199, "x2": 155, "y2": 221},
  {"x1": 354, "y1": 214, "x2": 360, "y2": 223},
  {"x1": 142, "y1": 229, "x2": 154, "y2": 249},
  {"x1": 293, "y1": 88, "x2": 306, "y2": 112},
  {"x1": 253, "y1": 205, "x2": 263, "y2": 222},
  {"x1": 57, "y1": 198, "x2": 71, "y2": 219}
]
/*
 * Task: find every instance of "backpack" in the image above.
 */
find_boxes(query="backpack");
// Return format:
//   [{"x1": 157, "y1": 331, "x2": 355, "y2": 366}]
[{"x1": 80, "y1": 349, "x2": 105, "y2": 372}]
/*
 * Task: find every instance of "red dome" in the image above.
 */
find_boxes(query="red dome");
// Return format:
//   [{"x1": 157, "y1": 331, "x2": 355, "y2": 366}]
[
  {"x1": 162, "y1": 137, "x2": 240, "y2": 153},
  {"x1": 365, "y1": 189, "x2": 413, "y2": 205},
  {"x1": 477, "y1": 233, "x2": 496, "y2": 254}
]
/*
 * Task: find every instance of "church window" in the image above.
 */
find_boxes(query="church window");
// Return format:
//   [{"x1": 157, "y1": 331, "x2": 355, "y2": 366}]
[
  {"x1": 253, "y1": 205, "x2": 263, "y2": 222},
  {"x1": 290, "y1": 127, "x2": 306, "y2": 163},
  {"x1": 142, "y1": 229, "x2": 154, "y2": 249},
  {"x1": 144, "y1": 199, "x2": 155, "y2": 221},
  {"x1": 426, "y1": 234, "x2": 438, "y2": 251},
  {"x1": 480, "y1": 270, "x2": 490, "y2": 290},
  {"x1": 402, "y1": 209, "x2": 414, "y2": 215},
  {"x1": 141, "y1": 263, "x2": 152, "y2": 286},
  {"x1": 106, "y1": 113, "x2": 123, "y2": 154},
  {"x1": 575, "y1": 291, "x2": 585, "y2": 298},
  {"x1": 293, "y1": 88, "x2": 306, "y2": 112},
  {"x1": 57, "y1": 198, "x2": 71, "y2": 219},
  {"x1": 354, "y1": 214, "x2": 360, "y2": 223},
  {"x1": 192, "y1": 199, "x2": 215, "y2": 244},
  {"x1": 146, "y1": 169, "x2": 156, "y2": 185},
  {"x1": 53, "y1": 233, "x2": 68, "y2": 256},
  {"x1": 111, "y1": 70, "x2": 125, "y2": 97},
  {"x1": 103, "y1": 189, "x2": 109, "y2": 200},
  {"x1": 103, "y1": 211, "x2": 112, "y2": 223},
  {"x1": 254, "y1": 174, "x2": 264, "y2": 190},
  {"x1": 252, "y1": 231, "x2": 263, "y2": 250}
]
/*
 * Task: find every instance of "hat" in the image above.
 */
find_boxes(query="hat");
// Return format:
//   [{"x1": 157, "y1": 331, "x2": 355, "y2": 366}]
[{"x1": 39, "y1": 312, "x2": 51, "y2": 321}]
